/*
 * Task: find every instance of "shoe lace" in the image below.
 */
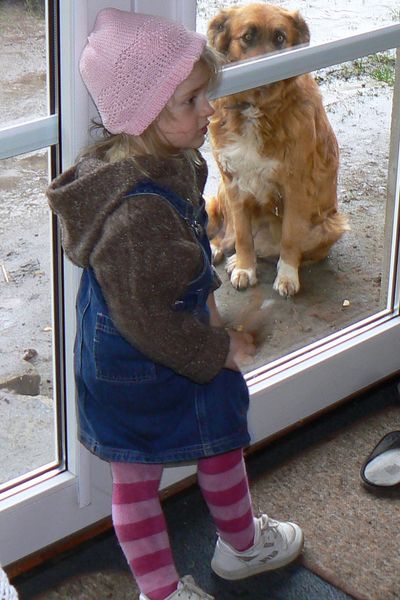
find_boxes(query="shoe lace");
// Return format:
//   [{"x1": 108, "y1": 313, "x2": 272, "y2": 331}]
[
  {"x1": 177, "y1": 577, "x2": 212, "y2": 599},
  {"x1": 259, "y1": 514, "x2": 287, "y2": 549}
]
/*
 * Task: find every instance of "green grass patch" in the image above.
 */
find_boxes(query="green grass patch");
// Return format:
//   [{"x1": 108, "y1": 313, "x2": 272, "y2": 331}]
[
  {"x1": 317, "y1": 51, "x2": 396, "y2": 86},
  {"x1": 370, "y1": 53, "x2": 396, "y2": 85},
  {"x1": 390, "y1": 8, "x2": 400, "y2": 22}
]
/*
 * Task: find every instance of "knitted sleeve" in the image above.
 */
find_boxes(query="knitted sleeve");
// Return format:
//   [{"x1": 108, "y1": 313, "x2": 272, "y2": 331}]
[{"x1": 90, "y1": 194, "x2": 230, "y2": 383}]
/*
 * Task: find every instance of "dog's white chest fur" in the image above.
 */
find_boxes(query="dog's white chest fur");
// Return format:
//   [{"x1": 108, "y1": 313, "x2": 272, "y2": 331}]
[{"x1": 216, "y1": 108, "x2": 280, "y2": 201}]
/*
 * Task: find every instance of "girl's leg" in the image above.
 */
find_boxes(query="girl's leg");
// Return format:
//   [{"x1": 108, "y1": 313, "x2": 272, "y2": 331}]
[
  {"x1": 111, "y1": 462, "x2": 179, "y2": 600},
  {"x1": 197, "y1": 449, "x2": 255, "y2": 551},
  {"x1": 198, "y1": 450, "x2": 304, "y2": 582}
]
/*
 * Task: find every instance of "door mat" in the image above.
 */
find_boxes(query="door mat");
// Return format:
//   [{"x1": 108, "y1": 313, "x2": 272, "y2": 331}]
[{"x1": 250, "y1": 404, "x2": 400, "y2": 600}]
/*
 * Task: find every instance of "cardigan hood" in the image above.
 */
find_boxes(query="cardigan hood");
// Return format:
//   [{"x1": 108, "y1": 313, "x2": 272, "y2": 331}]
[{"x1": 46, "y1": 153, "x2": 208, "y2": 268}]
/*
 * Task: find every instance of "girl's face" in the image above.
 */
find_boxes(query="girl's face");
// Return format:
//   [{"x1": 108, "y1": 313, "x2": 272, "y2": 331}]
[{"x1": 156, "y1": 60, "x2": 215, "y2": 150}]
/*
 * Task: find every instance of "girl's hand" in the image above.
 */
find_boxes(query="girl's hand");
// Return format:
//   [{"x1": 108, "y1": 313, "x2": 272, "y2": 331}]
[
  {"x1": 225, "y1": 329, "x2": 256, "y2": 371},
  {"x1": 206, "y1": 293, "x2": 257, "y2": 370}
]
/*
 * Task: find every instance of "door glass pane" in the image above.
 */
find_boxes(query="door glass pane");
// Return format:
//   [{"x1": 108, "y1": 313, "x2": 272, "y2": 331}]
[
  {"x1": 197, "y1": 2, "x2": 399, "y2": 372},
  {"x1": 0, "y1": 0, "x2": 60, "y2": 491},
  {"x1": 0, "y1": 0, "x2": 47, "y2": 129},
  {"x1": 0, "y1": 148, "x2": 59, "y2": 486}
]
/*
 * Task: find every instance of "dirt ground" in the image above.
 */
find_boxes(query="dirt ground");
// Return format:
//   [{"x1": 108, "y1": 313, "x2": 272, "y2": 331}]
[{"x1": 0, "y1": 1, "x2": 398, "y2": 483}]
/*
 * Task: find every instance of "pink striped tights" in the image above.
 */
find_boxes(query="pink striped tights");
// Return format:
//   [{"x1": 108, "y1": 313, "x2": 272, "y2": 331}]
[{"x1": 111, "y1": 449, "x2": 255, "y2": 600}]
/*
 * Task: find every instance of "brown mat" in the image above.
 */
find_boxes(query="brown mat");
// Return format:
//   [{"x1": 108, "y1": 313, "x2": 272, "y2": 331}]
[{"x1": 250, "y1": 404, "x2": 400, "y2": 600}]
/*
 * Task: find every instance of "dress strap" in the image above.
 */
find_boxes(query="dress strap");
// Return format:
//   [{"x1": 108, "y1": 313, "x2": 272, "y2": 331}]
[
  {"x1": 125, "y1": 180, "x2": 214, "y2": 313},
  {"x1": 125, "y1": 181, "x2": 206, "y2": 240}
]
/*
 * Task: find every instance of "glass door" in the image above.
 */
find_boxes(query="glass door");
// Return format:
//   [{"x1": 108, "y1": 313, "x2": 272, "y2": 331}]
[
  {"x1": 195, "y1": 1, "x2": 400, "y2": 441},
  {"x1": 0, "y1": 0, "x2": 62, "y2": 494},
  {"x1": 0, "y1": 0, "x2": 199, "y2": 572},
  {"x1": 0, "y1": 0, "x2": 399, "y2": 570},
  {"x1": 0, "y1": 0, "x2": 113, "y2": 570}
]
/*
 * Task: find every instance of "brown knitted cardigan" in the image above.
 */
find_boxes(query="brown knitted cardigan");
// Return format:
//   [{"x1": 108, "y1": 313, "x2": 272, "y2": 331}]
[{"x1": 46, "y1": 152, "x2": 230, "y2": 383}]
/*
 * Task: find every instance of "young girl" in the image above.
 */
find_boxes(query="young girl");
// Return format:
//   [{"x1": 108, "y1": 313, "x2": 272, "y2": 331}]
[{"x1": 47, "y1": 8, "x2": 303, "y2": 600}]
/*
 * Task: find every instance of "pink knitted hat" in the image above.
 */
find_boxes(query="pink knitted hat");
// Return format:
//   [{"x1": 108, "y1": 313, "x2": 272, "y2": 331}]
[{"x1": 79, "y1": 8, "x2": 207, "y2": 136}]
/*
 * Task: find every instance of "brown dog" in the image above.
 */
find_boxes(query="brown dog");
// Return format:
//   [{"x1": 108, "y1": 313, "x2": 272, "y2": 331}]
[{"x1": 207, "y1": 3, "x2": 348, "y2": 296}]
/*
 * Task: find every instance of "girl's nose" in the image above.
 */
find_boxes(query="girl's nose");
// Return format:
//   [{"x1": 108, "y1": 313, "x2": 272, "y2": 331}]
[
  {"x1": 206, "y1": 99, "x2": 215, "y2": 117},
  {"x1": 202, "y1": 95, "x2": 215, "y2": 117}
]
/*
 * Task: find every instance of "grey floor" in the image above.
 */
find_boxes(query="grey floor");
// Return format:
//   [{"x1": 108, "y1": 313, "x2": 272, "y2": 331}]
[{"x1": 14, "y1": 379, "x2": 400, "y2": 600}]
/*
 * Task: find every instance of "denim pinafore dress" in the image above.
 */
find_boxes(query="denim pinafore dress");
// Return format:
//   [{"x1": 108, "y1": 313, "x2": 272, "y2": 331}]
[{"x1": 74, "y1": 181, "x2": 250, "y2": 464}]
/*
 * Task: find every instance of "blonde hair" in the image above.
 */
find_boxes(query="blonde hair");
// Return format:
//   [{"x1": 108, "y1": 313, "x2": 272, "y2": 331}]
[{"x1": 79, "y1": 45, "x2": 222, "y2": 174}]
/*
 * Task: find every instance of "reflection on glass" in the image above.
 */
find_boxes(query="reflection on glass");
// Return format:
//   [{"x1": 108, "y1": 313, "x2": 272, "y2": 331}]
[
  {"x1": 0, "y1": 0, "x2": 47, "y2": 129},
  {"x1": 197, "y1": 3, "x2": 397, "y2": 372},
  {"x1": 0, "y1": 148, "x2": 56, "y2": 486}
]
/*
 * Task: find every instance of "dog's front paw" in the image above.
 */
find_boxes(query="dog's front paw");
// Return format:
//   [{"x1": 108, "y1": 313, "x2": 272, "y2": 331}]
[
  {"x1": 231, "y1": 268, "x2": 257, "y2": 290},
  {"x1": 211, "y1": 242, "x2": 224, "y2": 265},
  {"x1": 273, "y1": 259, "x2": 300, "y2": 297},
  {"x1": 226, "y1": 254, "x2": 257, "y2": 290}
]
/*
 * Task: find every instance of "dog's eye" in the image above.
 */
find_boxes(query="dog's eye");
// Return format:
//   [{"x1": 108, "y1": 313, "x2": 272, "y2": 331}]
[
  {"x1": 216, "y1": 22, "x2": 225, "y2": 32},
  {"x1": 273, "y1": 29, "x2": 287, "y2": 47},
  {"x1": 242, "y1": 27, "x2": 257, "y2": 44}
]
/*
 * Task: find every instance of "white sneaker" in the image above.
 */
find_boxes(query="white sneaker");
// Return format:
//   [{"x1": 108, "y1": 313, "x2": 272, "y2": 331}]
[
  {"x1": 139, "y1": 575, "x2": 214, "y2": 600},
  {"x1": 211, "y1": 514, "x2": 304, "y2": 580}
]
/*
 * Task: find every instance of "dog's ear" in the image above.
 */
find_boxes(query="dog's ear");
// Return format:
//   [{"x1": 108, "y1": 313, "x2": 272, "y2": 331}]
[
  {"x1": 208, "y1": 9, "x2": 232, "y2": 55},
  {"x1": 290, "y1": 10, "x2": 310, "y2": 46}
]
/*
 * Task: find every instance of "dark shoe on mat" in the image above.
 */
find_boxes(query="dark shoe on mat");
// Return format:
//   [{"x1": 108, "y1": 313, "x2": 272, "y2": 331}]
[{"x1": 360, "y1": 431, "x2": 400, "y2": 489}]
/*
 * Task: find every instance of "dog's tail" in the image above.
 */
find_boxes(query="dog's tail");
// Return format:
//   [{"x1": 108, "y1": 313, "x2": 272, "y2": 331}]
[
  {"x1": 305, "y1": 210, "x2": 350, "y2": 261},
  {"x1": 323, "y1": 210, "x2": 350, "y2": 239}
]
